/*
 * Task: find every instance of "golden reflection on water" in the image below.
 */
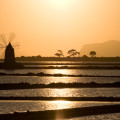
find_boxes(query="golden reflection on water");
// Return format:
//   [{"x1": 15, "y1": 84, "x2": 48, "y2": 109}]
[
  {"x1": 51, "y1": 100, "x2": 72, "y2": 119},
  {"x1": 50, "y1": 69, "x2": 70, "y2": 75},
  {"x1": 51, "y1": 100, "x2": 71, "y2": 109},
  {"x1": 47, "y1": 88, "x2": 75, "y2": 97}
]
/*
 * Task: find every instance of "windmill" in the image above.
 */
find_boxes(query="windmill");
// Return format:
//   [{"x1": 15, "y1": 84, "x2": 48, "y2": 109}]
[{"x1": 0, "y1": 33, "x2": 19, "y2": 68}]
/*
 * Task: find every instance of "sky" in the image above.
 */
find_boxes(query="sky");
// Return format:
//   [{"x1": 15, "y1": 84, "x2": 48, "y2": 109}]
[{"x1": 0, "y1": 0, "x2": 120, "y2": 57}]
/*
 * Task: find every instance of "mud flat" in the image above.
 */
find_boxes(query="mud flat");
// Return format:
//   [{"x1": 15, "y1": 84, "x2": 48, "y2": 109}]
[
  {"x1": 0, "y1": 82, "x2": 120, "y2": 90},
  {"x1": 0, "y1": 97, "x2": 120, "y2": 101}
]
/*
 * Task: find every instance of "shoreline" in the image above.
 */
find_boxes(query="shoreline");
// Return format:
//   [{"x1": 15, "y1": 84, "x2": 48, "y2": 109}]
[
  {"x1": 0, "y1": 72, "x2": 120, "y2": 77},
  {"x1": 1, "y1": 62, "x2": 120, "y2": 69},
  {"x1": 0, "y1": 72, "x2": 120, "y2": 78},
  {"x1": 0, "y1": 104, "x2": 120, "y2": 120},
  {"x1": 0, "y1": 66, "x2": 120, "y2": 69},
  {"x1": 0, "y1": 97, "x2": 120, "y2": 101},
  {"x1": 0, "y1": 82, "x2": 120, "y2": 90}
]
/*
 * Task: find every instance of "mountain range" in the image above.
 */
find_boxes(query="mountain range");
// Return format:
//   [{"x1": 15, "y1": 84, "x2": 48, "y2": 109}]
[{"x1": 80, "y1": 40, "x2": 120, "y2": 57}]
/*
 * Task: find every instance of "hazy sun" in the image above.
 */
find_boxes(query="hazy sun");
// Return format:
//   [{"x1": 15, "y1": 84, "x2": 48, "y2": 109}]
[{"x1": 48, "y1": 0, "x2": 74, "y2": 10}]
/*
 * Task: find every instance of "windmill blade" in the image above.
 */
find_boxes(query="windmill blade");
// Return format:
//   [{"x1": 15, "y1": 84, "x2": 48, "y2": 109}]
[
  {"x1": 1, "y1": 51, "x2": 5, "y2": 59},
  {"x1": 0, "y1": 44, "x2": 5, "y2": 47},
  {"x1": 0, "y1": 35, "x2": 7, "y2": 46},
  {"x1": 12, "y1": 41, "x2": 20, "y2": 49},
  {"x1": 12, "y1": 42, "x2": 20, "y2": 46},
  {"x1": 9, "y1": 33, "x2": 16, "y2": 43},
  {"x1": 0, "y1": 50, "x2": 5, "y2": 59},
  {"x1": 0, "y1": 46, "x2": 6, "y2": 49},
  {"x1": 0, "y1": 47, "x2": 5, "y2": 53},
  {"x1": 0, "y1": 37, "x2": 5, "y2": 47},
  {"x1": 13, "y1": 44, "x2": 20, "y2": 48}
]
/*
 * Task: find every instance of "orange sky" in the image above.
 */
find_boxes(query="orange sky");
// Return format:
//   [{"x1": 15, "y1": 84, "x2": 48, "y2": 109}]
[{"x1": 0, "y1": 0, "x2": 120, "y2": 57}]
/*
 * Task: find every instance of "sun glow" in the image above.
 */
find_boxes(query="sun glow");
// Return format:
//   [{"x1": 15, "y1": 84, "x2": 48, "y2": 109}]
[{"x1": 47, "y1": 0, "x2": 74, "y2": 10}]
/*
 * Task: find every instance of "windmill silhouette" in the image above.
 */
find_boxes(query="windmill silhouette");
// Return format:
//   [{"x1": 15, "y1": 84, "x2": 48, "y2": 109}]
[{"x1": 0, "y1": 33, "x2": 19, "y2": 68}]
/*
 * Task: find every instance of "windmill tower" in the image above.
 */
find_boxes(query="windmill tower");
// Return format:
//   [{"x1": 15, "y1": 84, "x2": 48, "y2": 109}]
[
  {"x1": 4, "y1": 42, "x2": 16, "y2": 67},
  {"x1": 0, "y1": 33, "x2": 18, "y2": 68}
]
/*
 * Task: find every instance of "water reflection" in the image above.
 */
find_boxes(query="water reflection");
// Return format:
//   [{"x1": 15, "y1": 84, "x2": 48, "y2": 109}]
[
  {"x1": 51, "y1": 100, "x2": 71, "y2": 109},
  {"x1": 0, "y1": 100, "x2": 119, "y2": 114},
  {"x1": 1, "y1": 76, "x2": 120, "y2": 84},
  {"x1": 1, "y1": 88, "x2": 120, "y2": 97},
  {"x1": 0, "y1": 69, "x2": 120, "y2": 76},
  {"x1": 47, "y1": 89, "x2": 72, "y2": 97},
  {"x1": 49, "y1": 69, "x2": 70, "y2": 75}
]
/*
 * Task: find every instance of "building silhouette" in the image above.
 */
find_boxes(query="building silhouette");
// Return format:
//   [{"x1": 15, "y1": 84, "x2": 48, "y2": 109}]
[{"x1": 4, "y1": 42, "x2": 16, "y2": 68}]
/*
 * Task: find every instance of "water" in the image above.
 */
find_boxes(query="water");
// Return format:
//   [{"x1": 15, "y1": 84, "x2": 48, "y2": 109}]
[
  {"x1": 17, "y1": 61, "x2": 120, "y2": 64},
  {"x1": 24, "y1": 64, "x2": 120, "y2": 67},
  {"x1": 0, "y1": 101, "x2": 118, "y2": 114},
  {"x1": 0, "y1": 61, "x2": 120, "y2": 119},
  {"x1": 0, "y1": 69, "x2": 120, "y2": 76},
  {"x1": 0, "y1": 88, "x2": 120, "y2": 97},
  {"x1": 0, "y1": 76, "x2": 120, "y2": 84}
]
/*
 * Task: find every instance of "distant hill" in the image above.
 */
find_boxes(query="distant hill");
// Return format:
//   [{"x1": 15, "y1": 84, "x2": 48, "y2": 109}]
[{"x1": 80, "y1": 40, "x2": 120, "y2": 57}]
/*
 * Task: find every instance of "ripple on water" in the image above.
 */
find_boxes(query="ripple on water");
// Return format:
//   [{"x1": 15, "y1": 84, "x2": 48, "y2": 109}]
[
  {"x1": 0, "y1": 88, "x2": 120, "y2": 97},
  {"x1": 0, "y1": 76, "x2": 120, "y2": 84},
  {"x1": 0, "y1": 69, "x2": 120, "y2": 76},
  {"x1": 0, "y1": 101, "x2": 119, "y2": 114}
]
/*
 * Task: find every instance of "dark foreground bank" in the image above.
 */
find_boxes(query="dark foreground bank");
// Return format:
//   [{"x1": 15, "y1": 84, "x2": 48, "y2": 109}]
[
  {"x1": 0, "y1": 97, "x2": 120, "y2": 101},
  {"x1": 0, "y1": 82, "x2": 120, "y2": 90},
  {"x1": 0, "y1": 104, "x2": 120, "y2": 120}
]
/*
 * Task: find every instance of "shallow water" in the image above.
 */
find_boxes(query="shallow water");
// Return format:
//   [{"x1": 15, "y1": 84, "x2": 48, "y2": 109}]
[
  {"x1": 24, "y1": 64, "x2": 120, "y2": 67},
  {"x1": 18, "y1": 61, "x2": 120, "y2": 64},
  {"x1": 0, "y1": 69, "x2": 120, "y2": 76},
  {"x1": 0, "y1": 61, "x2": 120, "y2": 119},
  {"x1": 0, "y1": 76, "x2": 120, "y2": 84},
  {"x1": 1, "y1": 88, "x2": 120, "y2": 97},
  {"x1": 0, "y1": 100, "x2": 118, "y2": 114}
]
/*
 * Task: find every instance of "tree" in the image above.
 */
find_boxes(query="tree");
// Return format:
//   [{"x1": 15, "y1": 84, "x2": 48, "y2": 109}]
[
  {"x1": 55, "y1": 50, "x2": 64, "y2": 57},
  {"x1": 55, "y1": 53, "x2": 61, "y2": 57},
  {"x1": 21, "y1": 56, "x2": 25, "y2": 58},
  {"x1": 82, "y1": 55, "x2": 88, "y2": 58},
  {"x1": 57, "y1": 50, "x2": 64, "y2": 57},
  {"x1": 82, "y1": 55, "x2": 88, "y2": 61},
  {"x1": 90, "y1": 51, "x2": 96, "y2": 57},
  {"x1": 77, "y1": 52, "x2": 80, "y2": 57},
  {"x1": 36, "y1": 55, "x2": 41, "y2": 59},
  {"x1": 67, "y1": 49, "x2": 79, "y2": 57}
]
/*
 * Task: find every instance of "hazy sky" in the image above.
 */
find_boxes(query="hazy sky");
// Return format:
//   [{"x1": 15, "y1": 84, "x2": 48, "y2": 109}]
[{"x1": 0, "y1": 0, "x2": 120, "y2": 57}]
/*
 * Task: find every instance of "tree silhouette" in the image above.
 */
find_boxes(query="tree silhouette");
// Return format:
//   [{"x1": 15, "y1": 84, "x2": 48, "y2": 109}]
[
  {"x1": 36, "y1": 55, "x2": 41, "y2": 58},
  {"x1": 67, "y1": 49, "x2": 79, "y2": 57},
  {"x1": 77, "y1": 52, "x2": 80, "y2": 57},
  {"x1": 90, "y1": 51, "x2": 96, "y2": 57},
  {"x1": 82, "y1": 55, "x2": 88, "y2": 58},
  {"x1": 55, "y1": 50, "x2": 64, "y2": 57},
  {"x1": 55, "y1": 53, "x2": 61, "y2": 57},
  {"x1": 82, "y1": 55, "x2": 88, "y2": 61}
]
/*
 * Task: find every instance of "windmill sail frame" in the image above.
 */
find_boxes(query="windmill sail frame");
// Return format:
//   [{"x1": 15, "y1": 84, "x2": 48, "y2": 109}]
[{"x1": 0, "y1": 33, "x2": 17, "y2": 68}]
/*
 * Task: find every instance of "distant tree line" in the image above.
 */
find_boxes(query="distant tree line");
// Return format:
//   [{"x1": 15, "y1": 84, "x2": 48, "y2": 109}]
[
  {"x1": 15, "y1": 49, "x2": 120, "y2": 62},
  {"x1": 16, "y1": 55, "x2": 42, "y2": 61},
  {"x1": 15, "y1": 50, "x2": 97, "y2": 61},
  {"x1": 55, "y1": 49, "x2": 96, "y2": 58}
]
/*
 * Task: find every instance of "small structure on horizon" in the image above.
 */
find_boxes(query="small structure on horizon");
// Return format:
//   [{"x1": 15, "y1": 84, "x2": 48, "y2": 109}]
[
  {"x1": 4, "y1": 42, "x2": 16, "y2": 68},
  {"x1": 0, "y1": 33, "x2": 23, "y2": 69}
]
